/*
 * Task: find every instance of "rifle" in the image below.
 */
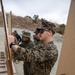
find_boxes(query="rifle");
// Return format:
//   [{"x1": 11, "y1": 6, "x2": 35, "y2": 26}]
[{"x1": 0, "y1": 0, "x2": 14, "y2": 75}]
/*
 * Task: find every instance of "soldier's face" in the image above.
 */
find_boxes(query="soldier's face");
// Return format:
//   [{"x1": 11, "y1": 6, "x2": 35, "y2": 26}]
[
  {"x1": 38, "y1": 30, "x2": 52, "y2": 41},
  {"x1": 22, "y1": 36, "x2": 29, "y2": 41}
]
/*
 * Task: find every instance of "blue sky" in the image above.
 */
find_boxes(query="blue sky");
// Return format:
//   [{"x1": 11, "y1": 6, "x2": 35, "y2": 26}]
[{"x1": 0, "y1": 0, "x2": 71, "y2": 24}]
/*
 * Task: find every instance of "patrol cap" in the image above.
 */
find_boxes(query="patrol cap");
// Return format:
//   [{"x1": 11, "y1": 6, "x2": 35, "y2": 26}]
[
  {"x1": 37, "y1": 21, "x2": 56, "y2": 35},
  {"x1": 21, "y1": 31, "x2": 31, "y2": 38}
]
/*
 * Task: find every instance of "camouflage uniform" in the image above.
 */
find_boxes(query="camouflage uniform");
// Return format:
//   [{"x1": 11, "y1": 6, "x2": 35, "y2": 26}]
[
  {"x1": 20, "y1": 41, "x2": 34, "y2": 75},
  {"x1": 20, "y1": 41, "x2": 34, "y2": 49},
  {"x1": 13, "y1": 41, "x2": 58, "y2": 75},
  {"x1": 19, "y1": 31, "x2": 35, "y2": 75}
]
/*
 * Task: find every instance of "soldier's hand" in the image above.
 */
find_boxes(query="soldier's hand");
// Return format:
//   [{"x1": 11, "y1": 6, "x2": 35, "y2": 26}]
[
  {"x1": 8, "y1": 35, "x2": 15, "y2": 45},
  {"x1": 8, "y1": 35, "x2": 19, "y2": 51}
]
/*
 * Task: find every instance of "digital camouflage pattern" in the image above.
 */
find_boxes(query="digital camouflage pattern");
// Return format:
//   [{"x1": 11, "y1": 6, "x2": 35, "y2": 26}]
[
  {"x1": 13, "y1": 41, "x2": 35, "y2": 75},
  {"x1": 20, "y1": 41, "x2": 35, "y2": 75},
  {"x1": 14, "y1": 41, "x2": 58, "y2": 75},
  {"x1": 19, "y1": 41, "x2": 34, "y2": 49}
]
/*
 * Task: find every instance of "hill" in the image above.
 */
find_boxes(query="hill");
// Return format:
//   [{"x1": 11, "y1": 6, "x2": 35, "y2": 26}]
[{"x1": 0, "y1": 12, "x2": 66, "y2": 34}]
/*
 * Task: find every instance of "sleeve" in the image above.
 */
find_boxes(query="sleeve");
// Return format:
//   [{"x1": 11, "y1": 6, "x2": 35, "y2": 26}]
[
  {"x1": 13, "y1": 47, "x2": 45, "y2": 62},
  {"x1": 13, "y1": 44, "x2": 58, "y2": 62},
  {"x1": 28, "y1": 42, "x2": 35, "y2": 48}
]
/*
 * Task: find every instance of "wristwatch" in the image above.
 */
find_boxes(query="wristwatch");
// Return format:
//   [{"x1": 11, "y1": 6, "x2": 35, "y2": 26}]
[{"x1": 10, "y1": 42, "x2": 16, "y2": 48}]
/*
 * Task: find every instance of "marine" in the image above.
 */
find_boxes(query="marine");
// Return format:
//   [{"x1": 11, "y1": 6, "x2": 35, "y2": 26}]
[
  {"x1": 20, "y1": 31, "x2": 35, "y2": 75},
  {"x1": 8, "y1": 21, "x2": 58, "y2": 75}
]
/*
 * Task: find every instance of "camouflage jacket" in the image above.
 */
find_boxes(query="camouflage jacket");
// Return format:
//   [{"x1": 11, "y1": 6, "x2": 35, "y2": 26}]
[
  {"x1": 19, "y1": 41, "x2": 35, "y2": 49},
  {"x1": 14, "y1": 41, "x2": 58, "y2": 75},
  {"x1": 19, "y1": 41, "x2": 35, "y2": 75}
]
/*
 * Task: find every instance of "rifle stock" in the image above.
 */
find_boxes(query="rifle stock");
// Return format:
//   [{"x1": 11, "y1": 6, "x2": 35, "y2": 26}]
[{"x1": 0, "y1": 0, "x2": 14, "y2": 75}]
